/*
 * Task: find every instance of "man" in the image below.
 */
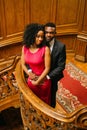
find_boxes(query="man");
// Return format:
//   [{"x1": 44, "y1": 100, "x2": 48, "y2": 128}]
[{"x1": 44, "y1": 22, "x2": 66, "y2": 108}]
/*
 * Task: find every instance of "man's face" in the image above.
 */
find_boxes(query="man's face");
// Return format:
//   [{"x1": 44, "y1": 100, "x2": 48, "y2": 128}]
[{"x1": 45, "y1": 27, "x2": 56, "y2": 42}]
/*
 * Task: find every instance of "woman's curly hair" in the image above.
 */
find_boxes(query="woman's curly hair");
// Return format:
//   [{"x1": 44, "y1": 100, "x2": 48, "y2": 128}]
[{"x1": 23, "y1": 23, "x2": 44, "y2": 47}]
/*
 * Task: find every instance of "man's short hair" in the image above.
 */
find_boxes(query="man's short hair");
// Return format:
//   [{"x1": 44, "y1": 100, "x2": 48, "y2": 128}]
[{"x1": 44, "y1": 22, "x2": 56, "y2": 28}]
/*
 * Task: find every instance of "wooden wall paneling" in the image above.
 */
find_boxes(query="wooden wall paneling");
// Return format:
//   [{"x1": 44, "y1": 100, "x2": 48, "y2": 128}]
[
  {"x1": 29, "y1": 0, "x2": 56, "y2": 24},
  {"x1": 0, "y1": 0, "x2": 26, "y2": 47},
  {"x1": 57, "y1": 35, "x2": 76, "y2": 52},
  {"x1": 81, "y1": 0, "x2": 87, "y2": 33},
  {"x1": 0, "y1": 0, "x2": 5, "y2": 40},
  {"x1": 75, "y1": 39, "x2": 87, "y2": 62},
  {"x1": 24, "y1": 0, "x2": 31, "y2": 25},
  {"x1": 49, "y1": 0, "x2": 57, "y2": 22},
  {"x1": 54, "y1": 0, "x2": 85, "y2": 52},
  {"x1": 4, "y1": 0, "x2": 25, "y2": 36},
  {"x1": 0, "y1": 7, "x2": 3, "y2": 40},
  {"x1": 0, "y1": 0, "x2": 86, "y2": 61},
  {"x1": 75, "y1": 0, "x2": 87, "y2": 62},
  {"x1": 0, "y1": 42, "x2": 22, "y2": 60},
  {"x1": 55, "y1": 0, "x2": 85, "y2": 35},
  {"x1": 86, "y1": 45, "x2": 87, "y2": 61}
]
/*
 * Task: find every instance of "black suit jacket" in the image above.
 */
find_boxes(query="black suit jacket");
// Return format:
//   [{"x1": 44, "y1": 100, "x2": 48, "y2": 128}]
[{"x1": 48, "y1": 39, "x2": 66, "y2": 91}]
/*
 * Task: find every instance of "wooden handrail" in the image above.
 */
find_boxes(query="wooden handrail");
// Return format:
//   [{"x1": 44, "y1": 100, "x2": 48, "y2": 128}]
[{"x1": 15, "y1": 60, "x2": 87, "y2": 130}]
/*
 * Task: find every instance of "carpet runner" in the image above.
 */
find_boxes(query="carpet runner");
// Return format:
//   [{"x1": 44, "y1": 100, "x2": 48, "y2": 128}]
[{"x1": 56, "y1": 62, "x2": 87, "y2": 113}]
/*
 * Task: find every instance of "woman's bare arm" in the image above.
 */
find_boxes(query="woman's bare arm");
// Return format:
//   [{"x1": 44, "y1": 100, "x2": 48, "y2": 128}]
[
  {"x1": 21, "y1": 46, "x2": 36, "y2": 79},
  {"x1": 21, "y1": 46, "x2": 29, "y2": 75}
]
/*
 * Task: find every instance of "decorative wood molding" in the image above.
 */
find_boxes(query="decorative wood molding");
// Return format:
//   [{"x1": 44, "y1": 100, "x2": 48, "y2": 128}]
[
  {"x1": 0, "y1": 36, "x2": 23, "y2": 47},
  {"x1": 75, "y1": 33, "x2": 87, "y2": 62},
  {"x1": 77, "y1": 33, "x2": 87, "y2": 41},
  {"x1": 75, "y1": 55, "x2": 85, "y2": 62}
]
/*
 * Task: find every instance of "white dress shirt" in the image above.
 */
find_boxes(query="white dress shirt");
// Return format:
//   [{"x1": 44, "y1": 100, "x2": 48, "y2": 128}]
[{"x1": 49, "y1": 38, "x2": 55, "y2": 52}]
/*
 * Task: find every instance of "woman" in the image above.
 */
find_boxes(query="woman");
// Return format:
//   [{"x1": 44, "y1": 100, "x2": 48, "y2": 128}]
[{"x1": 21, "y1": 23, "x2": 51, "y2": 105}]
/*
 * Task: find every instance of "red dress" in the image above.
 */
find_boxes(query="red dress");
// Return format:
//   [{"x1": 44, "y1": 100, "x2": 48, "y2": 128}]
[{"x1": 23, "y1": 46, "x2": 51, "y2": 105}]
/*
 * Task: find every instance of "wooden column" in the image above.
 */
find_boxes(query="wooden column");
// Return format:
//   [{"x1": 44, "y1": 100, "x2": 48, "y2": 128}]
[
  {"x1": 75, "y1": 34, "x2": 87, "y2": 62},
  {"x1": 75, "y1": 0, "x2": 87, "y2": 62}
]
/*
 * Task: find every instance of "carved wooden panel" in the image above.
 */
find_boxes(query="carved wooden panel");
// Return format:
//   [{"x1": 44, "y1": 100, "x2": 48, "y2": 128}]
[
  {"x1": 0, "y1": 11, "x2": 2, "y2": 39},
  {"x1": 75, "y1": 39, "x2": 87, "y2": 62},
  {"x1": 0, "y1": 42, "x2": 22, "y2": 60},
  {"x1": 0, "y1": 56, "x2": 20, "y2": 111},
  {"x1": 0, "y1": 0, "x2": 4, "y2": 40},
  {"x1": 29, "y1": 0, "x2": 55, "y2": 23},
  {"x1": 57, "y1": 35, "x2": 76, "y2": 52},
  {"x1": 74, "y1": 1, "x2": 87, "y2": 62},
  {"x1": 3, "y1": 0, "x2": 25, "y2": 37},
  {"x1": 55, "y1": 0, "x2": 85, "y2": 35},
  {"x1": 0, "y1": 0, "x2": 26, "y2": 46},
  {"x1": 82, "y1": 0, "x2": 87, "y2": 33}
]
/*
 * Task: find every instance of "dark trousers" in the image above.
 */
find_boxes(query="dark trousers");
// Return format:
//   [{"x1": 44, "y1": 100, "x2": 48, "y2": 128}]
[{"x1": 51, "y1": 82, "x2": 58, "y2": 108}]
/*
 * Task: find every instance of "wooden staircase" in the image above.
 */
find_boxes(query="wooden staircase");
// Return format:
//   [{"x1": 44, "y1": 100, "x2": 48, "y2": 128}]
[
  {"x1": 0, "y1": 56, "x2": 87, "y2": 130},
  {"x1": 15, "y1": 59, "x2": 87, "y2": 130}
]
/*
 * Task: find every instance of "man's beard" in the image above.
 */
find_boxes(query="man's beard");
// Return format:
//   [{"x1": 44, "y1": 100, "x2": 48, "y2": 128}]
[{"x1": 46, "y1": 37, "x2": 54, "y2": 42}]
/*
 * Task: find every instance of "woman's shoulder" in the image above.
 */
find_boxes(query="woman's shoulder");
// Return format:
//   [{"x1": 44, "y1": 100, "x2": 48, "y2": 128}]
[
  {"x1": 23, "y1": 45, "x2": 29, "y2": 50},
  {"x1": 41, "y1": 46, "x2": 49, "y2": 51},
  {"x1": 22, "y1": 45, "x2": 29, "y2": 52},
  {"x1": 45, "y1": 46, "x2": 50, "y2": 51},
  {"x1": 41, "y1": 46, "x2": 50, "y2": 55}
]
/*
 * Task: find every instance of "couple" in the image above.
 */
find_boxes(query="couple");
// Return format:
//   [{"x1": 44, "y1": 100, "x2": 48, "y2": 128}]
[{"x1": 21, "y1": 22, "x2": 66, "y2": 108}]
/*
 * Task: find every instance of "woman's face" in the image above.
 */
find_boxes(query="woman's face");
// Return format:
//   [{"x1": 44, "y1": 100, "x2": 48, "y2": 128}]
[{"x1": 35, "y1": 30, "x2": 44, "y2": 45}]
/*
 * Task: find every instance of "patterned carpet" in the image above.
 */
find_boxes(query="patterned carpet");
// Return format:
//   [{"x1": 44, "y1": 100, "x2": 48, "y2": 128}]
[{"x1": 56, "y1": 62, "x2": 87, "y2": 113}]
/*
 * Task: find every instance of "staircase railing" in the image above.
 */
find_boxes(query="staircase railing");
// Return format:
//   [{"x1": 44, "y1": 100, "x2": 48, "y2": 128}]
[
  {"x1": 0, "y1": 56, "x2": 20, "y2": 111},
  {"x1": 15, "y1": 60, "x2": 87, "y2": 130}
]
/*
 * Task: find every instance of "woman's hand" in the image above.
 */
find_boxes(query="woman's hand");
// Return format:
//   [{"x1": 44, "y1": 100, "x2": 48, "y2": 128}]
[
  {"x1": 31, "y1": 79, "x2": 44, "y2": 86},
  {"x1": 31, "y1": 80, "x2": 39, "y2": 86}
]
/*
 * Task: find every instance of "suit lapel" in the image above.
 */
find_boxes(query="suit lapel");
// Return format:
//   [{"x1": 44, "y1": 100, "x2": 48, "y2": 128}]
[{"x1": 51, "y1": 40, "x2": 56, "y2": 56}]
